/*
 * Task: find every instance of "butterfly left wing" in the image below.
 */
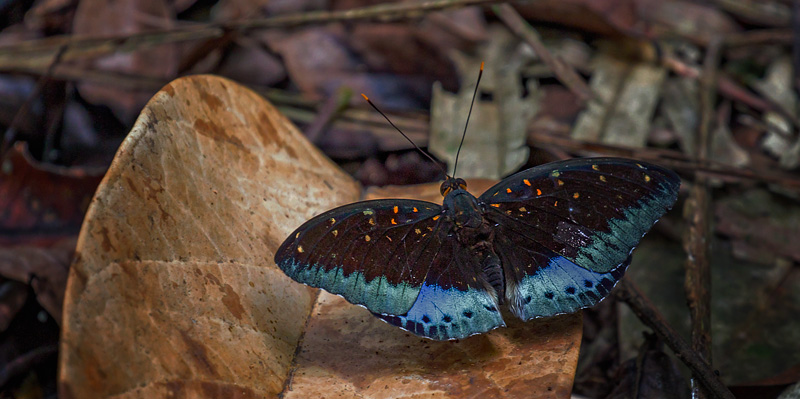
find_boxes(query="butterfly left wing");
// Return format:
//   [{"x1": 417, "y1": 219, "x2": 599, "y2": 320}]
[
  {"x1": 478, "y1": 158, "x2": 680, "y2": 320},
  {"x1": 274, "y1": 199, "x2": 505, "y2": 340},
  {"x1": 274, "y1": 200, "x2": 442, "y2": 316}
]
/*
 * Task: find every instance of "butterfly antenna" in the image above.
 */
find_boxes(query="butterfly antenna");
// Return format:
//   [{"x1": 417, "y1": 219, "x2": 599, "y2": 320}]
[
  {"x1": 361, "y1": 93, "x2": 448, "y2": 177},
  {"x1": 452, "y1": 62, "x2": 484, "y2": 178}
]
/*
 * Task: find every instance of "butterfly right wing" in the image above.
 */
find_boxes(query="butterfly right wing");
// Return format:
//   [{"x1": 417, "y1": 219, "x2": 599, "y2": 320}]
[
  {"x1": 478, "y1": 158, "x2": 679, "y2": 320},
  {"x1": 274, "y1": 199, "x2": 442, "y2": 316}
]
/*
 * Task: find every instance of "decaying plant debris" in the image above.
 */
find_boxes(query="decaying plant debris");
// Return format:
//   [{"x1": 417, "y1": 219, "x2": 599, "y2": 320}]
[{"x1": 1, "y1": 0, "x2": 800, "y2": 398}]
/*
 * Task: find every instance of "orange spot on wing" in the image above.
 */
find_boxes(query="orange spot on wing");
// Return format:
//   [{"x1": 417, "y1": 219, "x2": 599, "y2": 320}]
[
  {"x1": 523, "y1": 179, "x2": 531, "y2": 186},
  {"x1": 391, "y1": 218, "x2": 397, "y2": 225},
  {"x1": 536, "y1": 189, "x2": 542, "y2": 196},
  {"x1": 393, "y1": 206, "x2": 399, "y2": 214},
  {"x1": 573, "y1": 192, "x2": 580, "y2": 199},
  {"x1": 413, "y1": 207, "x2": 418, "y2": 212},
  {"x1": 506, "y1": 188, "x2": 512, "y2": 193},
  {"x1": 554, "y1": 201, "x2": 558, "y2": 207},
  {"x1": 433, "y1": 215, "x2": 440, "y2": 221},
  {"x1": 490, "y1": 203, "x2": 500, "y2": 208}
]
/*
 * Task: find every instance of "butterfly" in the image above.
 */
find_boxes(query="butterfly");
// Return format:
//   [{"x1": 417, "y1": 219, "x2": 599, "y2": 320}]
[{"x1": 274, "y1": 157, "x2": 680, "y2": 340}]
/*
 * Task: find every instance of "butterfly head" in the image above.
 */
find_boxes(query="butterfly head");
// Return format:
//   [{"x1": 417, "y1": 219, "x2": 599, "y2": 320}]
[{"x1": 440, "y1": 177, "x2": 467, "y2": 197}]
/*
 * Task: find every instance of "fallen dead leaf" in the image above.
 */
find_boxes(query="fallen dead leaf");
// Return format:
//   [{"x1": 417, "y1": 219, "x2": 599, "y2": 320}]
[
  {"x1": 59, "y1": 75, "x2": 360, "y2": 398},
  {"x1": 59, "y1": 75, "x2": 582, "y2": 398},
  {"x1": 71, "y1": 0, "x2": 178, "y2": 123},
  {"x1": 572, "y1": 51, "x2": 665, "y2": 148},
  {"x1": 0, "y1": 237, "x2": 74, "y2": 324},
  {"x1": 0, "y1": 142, "x2": 104, "y2": 246}
]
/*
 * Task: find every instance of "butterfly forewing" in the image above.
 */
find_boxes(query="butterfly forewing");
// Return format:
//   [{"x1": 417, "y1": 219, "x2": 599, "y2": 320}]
[
  {"x1": 478, "y1": 158, "x2": 680, "y2": 320},
  {"x1": 275, "y1": 200, "x2": 442, "y2": 315}
]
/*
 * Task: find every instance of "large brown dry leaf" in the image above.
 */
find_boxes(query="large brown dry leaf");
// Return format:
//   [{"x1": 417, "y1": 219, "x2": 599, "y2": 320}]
[
  {"x1": 60, "y1": 75, "x2": 582, "y2": 398},
  {"x1": 59, "y1": 75, "x2": 360, "y2": 398}
]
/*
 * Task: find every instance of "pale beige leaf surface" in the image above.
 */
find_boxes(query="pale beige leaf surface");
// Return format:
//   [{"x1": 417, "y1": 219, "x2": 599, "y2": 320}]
[
  {"x1": 59, "y1": 75, "x2": 582, "y2": 399},
  {"x1": 59, "y1": 75, "x2": 360, "y2": 398}
]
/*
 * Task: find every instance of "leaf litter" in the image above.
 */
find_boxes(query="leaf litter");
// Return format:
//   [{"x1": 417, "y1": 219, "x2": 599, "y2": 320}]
[{"x1": 1, "y1": 0, "x2": 799, "y2": 397}]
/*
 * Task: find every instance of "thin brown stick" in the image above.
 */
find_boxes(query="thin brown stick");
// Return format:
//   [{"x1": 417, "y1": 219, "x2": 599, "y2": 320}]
[
  {"x1": 707, "y1": 0, "x2": 791, "y2": 27},
  {"x1": 0, "y1": 344, "x2": 59, "y2": 389},
  {"x1": 493, "y1": 4, "x2": 593, "y2": 102},
  {"x1": 793, "y1": 0, "x2": 800, "y2": 94},
  {"x1": 527, "y1": 129, "x2": 800, "y2": 188},
  {"x1": 304, "y1": 87, "x2": 353, "y2": 143},
  {"x1": 0, "y1": 0, "x2": 507, "y2": 73},
  {"x1": 0, "y1": 44, "x2": 67, "y2": 160},
  {"x1": 661, "y1": 50, "x2": 800, "y2": 127},
  {"x1": 724, "y1": 28, "x2": 792, "y2": 47},
  {"x1": 614, "y1": 280, "x2": 735, "y2": 399},
  {"x1": 683, "y1": 37, "x2": 721, "y2": 399}
]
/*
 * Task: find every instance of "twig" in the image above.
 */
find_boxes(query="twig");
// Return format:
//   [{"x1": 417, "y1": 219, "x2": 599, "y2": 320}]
[
  {"x1": 708, "y1": 0, "x2": 791, "y2": 27},
  {"x1": 493, "y1": 4, "x2": 593, "y2": 102},
  {"x1": 304, "y1": 86, "x2": 353, "y2": 143},
  {"x1": 0, "y1": 0, "x2": 507, "y2": 73},
  {"x1": 793, "y1": 0, "x2": 800, "y2": 94},
  {"x1": 0, "y1": 45, "x2": 67, "y2": 160},
  {"x1": 661, "y1": 50, "x2": 800, "y2": 127},
  {"x1": 527, "y1": 129, "x2": 800, "y2": 188},
  {"x1": 614, "y1": 280, "x2": 735, "y2": 399},
  {"x1": 0, "y1": 344, "x2": 59, "y2": 389},
  {"x1": 682, "y1": 37, "x2": 722, "y2": 399},
  {"x1": 724, "y1": 28, "x2": 792, "y2": 47}
]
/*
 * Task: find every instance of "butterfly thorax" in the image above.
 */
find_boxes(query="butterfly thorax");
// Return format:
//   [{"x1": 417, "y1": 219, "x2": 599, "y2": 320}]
[{"x1": 442, "y1": 189, "x2": 483, "y2": 230}]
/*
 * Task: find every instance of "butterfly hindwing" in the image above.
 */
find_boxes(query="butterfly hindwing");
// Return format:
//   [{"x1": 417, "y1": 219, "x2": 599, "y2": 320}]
[
  {"x1": 374, "y1": 227, "x2": 505, "y2": 340},
  {"x1": 494, "y1": 228, "x2": 630, "y2": 320},
  {"x1": 479, "y1": 158, "x2": 679, "y2": 320}
]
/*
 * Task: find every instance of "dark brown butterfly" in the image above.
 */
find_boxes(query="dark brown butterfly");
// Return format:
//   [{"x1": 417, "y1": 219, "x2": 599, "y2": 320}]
[
  {"x1": 274, "y1": 157, "x2": 679, "y2": 340},
  {"x1": 274, "y1": 64, "x2": 680, "y2": 340}
]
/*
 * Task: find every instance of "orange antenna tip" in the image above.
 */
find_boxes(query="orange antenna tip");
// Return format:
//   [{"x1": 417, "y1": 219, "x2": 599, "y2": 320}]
[
  {"x1": 361, "y1": 93, "x2": 369, "y2": 101},
  {"x1": 480, "y1": 62, "x2": 484, "y2": 70}
]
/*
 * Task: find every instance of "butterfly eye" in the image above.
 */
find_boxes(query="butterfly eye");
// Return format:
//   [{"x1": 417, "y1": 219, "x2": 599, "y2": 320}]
[
  {"x1": 456, "y1": 178, "x2": 467, "y2": 190},
  {"x1": 440, "y1": 184, "x2": 451, "y2": 196}
]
